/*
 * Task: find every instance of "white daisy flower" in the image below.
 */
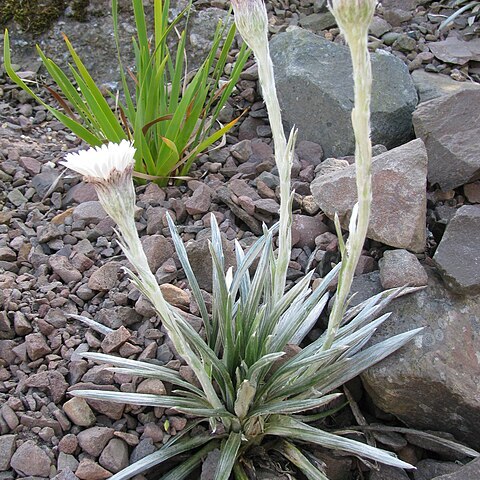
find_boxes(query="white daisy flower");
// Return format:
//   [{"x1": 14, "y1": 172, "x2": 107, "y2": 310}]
[{"x1": 61, "y1": 140, "x2": 136, "y2": 182}]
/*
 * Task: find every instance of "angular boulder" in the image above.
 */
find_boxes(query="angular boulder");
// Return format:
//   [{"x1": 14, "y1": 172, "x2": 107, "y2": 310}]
[
  {"x1": 413, "y1": 90, "x2": 480, "y2": 190},
  {"x1": 359, "y1": 268, "x2": 480, "y2": 449},
  {"x1": 311, "y1": 139, "x2": 427, "y2": 252},
  {"x1": 270, "y1": 28, "x2": 418, "y2": 158},
  {"x1": 411, "y1": 70, "x2": 480, "y2": 104},
  {"x1": 433, "y1": 205, "x2": 480, "y2": 295}
]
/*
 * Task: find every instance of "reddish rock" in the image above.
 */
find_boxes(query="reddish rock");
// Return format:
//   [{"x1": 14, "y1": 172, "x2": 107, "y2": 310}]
[
  {"x1": 99, "y1": 438, "x2": 129, "y2": 473},
  {"x1": 141, "y1": 235, "x2": 175, "y2": 272},
  {"x1": 25, "y1": 332, "x2": 51, "y2": 361},
  {"x1": 58, "y1": 434, "x2": 79, "y2": 455},
  {"x1": 87, "y1": 262, "x2": 122, "y2": 291},
  {"x1": 311, "y1": 139, "x2": 427, "y2": 252},
  {"x1": 185, "y1": 184, "x2": 212, "y2": 215},
  {"x1": 75, "y1": 459, "x2": 112, "y2": 480},
  {"x1": 136, "y1": 378, "x2": 166, "y2": 395},
  {"x1": 69, "y1": 383, "x2": 125, "y2": 420},
  {"x1": 10, "y1": 440, "x2": 52, "y2": 477},
  {"x1": 379, "y1": 249, "x2": 428, "y2": 289},
  {"x1": 159, "y1": 284, "x2": 189, "y2": 308},
  {"x1": 0, "y1": 434, "x2": 16, "y2": 471},
  {"x1": 24, "y1": 370, "x2": 68, "y2": 403},
  {"x1": 49, "y1": 255, "x2": 83, "y2": 283},
  {"x1": 63, "y1": 397, "x2": 96, "y2": 427},
  {"x1": 101, "y1": 326, "x2": 132, "y2": 353},
  {"x1": 291, "y1": 214, "x2": 329, "y2": 249},
  {"x1": 77, "y1": 426, "x2": 115, "y2": 457}
]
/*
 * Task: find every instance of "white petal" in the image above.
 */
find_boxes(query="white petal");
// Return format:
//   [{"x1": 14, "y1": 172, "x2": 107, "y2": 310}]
[{"x1": 60, "y1": 140, "x2": 136, "y2": 180}]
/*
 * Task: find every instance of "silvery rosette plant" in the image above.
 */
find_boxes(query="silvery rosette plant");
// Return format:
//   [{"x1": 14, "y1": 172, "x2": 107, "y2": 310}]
[{"x1": 61, "y1": 0, "x2": 422, "y2": 478}]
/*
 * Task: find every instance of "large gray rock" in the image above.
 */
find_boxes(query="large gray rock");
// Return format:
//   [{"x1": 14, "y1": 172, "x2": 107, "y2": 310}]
[
  {"x1": 433, "y1": 205, "x2": 480, "y2": 295},
  {"x1": 270, "y1": 28, "x2": 418, "y2": 158},
  {"x1": 359, "y1": 268, "x2": 480, "y2": 450},
  {"x1": 433, "y1": 458, "x2": 480, "y2": 480},
  {"x1": 413, "y1": 90, "x2": 480, "y2": 190},
  {"x1": 411, "y1": 70, "x2": 480, "y2": 104},
  {"x1": 311, "y1": 139, "x2": 427, "y2": 252}
]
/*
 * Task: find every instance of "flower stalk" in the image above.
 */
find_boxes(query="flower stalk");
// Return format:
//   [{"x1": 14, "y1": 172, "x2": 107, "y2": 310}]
[
  {"x1": 232, "y1": 0, "x2": 296, "y2": 302},
  {"x1": 322, "y1": 0, "x2": 376, "y2": 350},
  {"x1": 61, "y1": 141, "x2": 224, "y2": 413}
]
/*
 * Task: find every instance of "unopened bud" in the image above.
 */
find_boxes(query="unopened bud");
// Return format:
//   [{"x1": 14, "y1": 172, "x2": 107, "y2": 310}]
[
  {"x1": 329, "y1": 0, "x2": 377, "y2": 41},
  {"x1": 231, "y1": 0, "x2": 269, "y2": 52}
]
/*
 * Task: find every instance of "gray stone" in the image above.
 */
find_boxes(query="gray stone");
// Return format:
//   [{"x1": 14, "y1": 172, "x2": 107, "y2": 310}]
[
  {"x1": 413, "y1": 459, "x2": 460, "y2": 480},
  {"x1": 57, "y1": 452, "x2": 79, "y2": 473},
  {"x1": 98, "y1": 438, "x2": 129, "y2": 473},
  {"x1": 411, "y1": 70, "x2": 480, "y2": 104},
  {"x1": 49, "y1": 255, "x2": 83, "y2": 283},
  {"x1": 413, "y1": 90, "x2": 480, "y2": 190},
  {"x1": 311, "y1": 139, "x2": 427, "y2": 252},
  {"x1": 299, "y1": 12, "x2": 337, "y2": 33},
  {"x1": 72, "y1": 201, "x2": 108, "y2": 224},
  {"x1": 428, "y1": 36, "x2": 480, "y2": 66},
  {"x1": 201, "y1": 449, "x2": 221, "y2": 480},
  {"x1": 130, "y1": 438, "x2": 156, "y2": 464},
  {"x1": 7, "y1": 189, "x2": 27, "y2": 206},
  {"x1": 393, "y1": 34, "x2": 417, "y2": 52},
  {"x1": 270, "y1": 28, "x2": 418, "y2": 157},
  {"x1": 0, "y1": 435, "x2": 16, "y2": 471},
  {"x1": 433, "y1": 458, "x2": 480, "y2": 480},
  {"x1": 361, "y1": 268, "x2": 480, "y2": 450},
  {"x1": 141, "y1": 235, "x2": 175, "y2": 273},
  {"x1": 31, "y1": 169, "x2": 63, "y2": 197},
  {"x1": 230, "y1": 140, "x2": 252, "y2": 163},
  {"x1": 186, "y1": 234, "x2": 235, "y2": 292},
  {"x1": 379, "y1": 249, "x2": 428, "y2": 289},
  {"x1": 10, "y1": 440, "x2": 51, "y2": 477},
  {"x1": 433, "y1": 205, "x2": 480, "y2": 295},
  {"x1": 96, "y1": 306, "x2": 142, "y2": 329},
  {"x1": 369, "y1": 17, "x2": 391, "y2": 38},
  {"x1": 381, "y1": 0, "x2": 427, "y2": 8}
]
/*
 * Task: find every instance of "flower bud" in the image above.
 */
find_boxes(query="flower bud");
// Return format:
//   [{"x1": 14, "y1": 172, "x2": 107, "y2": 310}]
[
  {"x1": 231, "y1": 0, "x2": 269, "y2": 52},
  {"x1": 329, "y1": 0, "x2": 377, "y2": 40}
]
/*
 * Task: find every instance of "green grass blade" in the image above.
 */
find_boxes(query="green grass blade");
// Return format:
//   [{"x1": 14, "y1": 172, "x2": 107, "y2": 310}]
[
  {"x1": 3, "y1": 31, "x2": 102, "y2": 146},
  {"x1": 62, "y1": 34, "x2": 125, "y2": 141}
]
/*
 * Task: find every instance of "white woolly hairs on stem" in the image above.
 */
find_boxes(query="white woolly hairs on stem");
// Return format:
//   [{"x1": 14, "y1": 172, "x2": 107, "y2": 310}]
[{"x1": 323, "y1": 0, "x2": 376, "y2": 350}]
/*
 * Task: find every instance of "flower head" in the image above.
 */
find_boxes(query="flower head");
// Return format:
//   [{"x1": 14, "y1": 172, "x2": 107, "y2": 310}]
[
  {"x1": 61, "y1": 140, "x2": 136, "y2": 183},
  {"x1": 231, "y1": 0, "x2": 269, "y2": 52},
  {"x1": 61, "y1": 140, "x2": 137, "y2": 232},
  {"x1": 328, "y1": 0, "x2": 377, "y2": 40}
]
